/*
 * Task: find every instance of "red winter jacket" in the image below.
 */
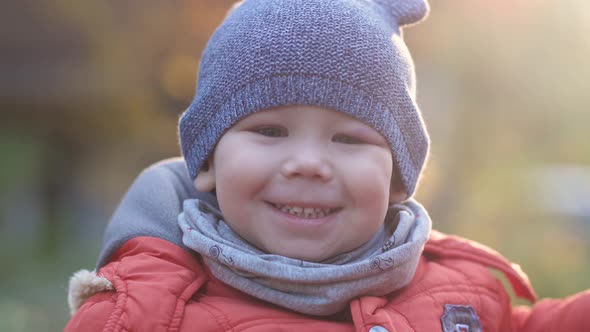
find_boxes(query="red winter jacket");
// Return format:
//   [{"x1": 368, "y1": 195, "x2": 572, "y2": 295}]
[{"x1": 65, "y1": 231, "x2": 590, "y2": 332}]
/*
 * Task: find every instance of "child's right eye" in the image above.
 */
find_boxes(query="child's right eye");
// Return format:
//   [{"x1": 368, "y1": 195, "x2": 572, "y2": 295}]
[{"x1": 252, "y1": 127, "x2": 287, "y2": 137}]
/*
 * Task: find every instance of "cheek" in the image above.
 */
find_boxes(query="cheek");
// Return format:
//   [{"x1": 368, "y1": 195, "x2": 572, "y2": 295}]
[
  {"x1": 213, "y1": 140, "x2": 271, "y2": 196},
  {"x1": 344, "y1": 159, "x2": 391, "y2": 246},
  {"x1": 357, "y1": 177, "x2": 391, "y2": 210},
  {"x1": 345, "y1": 151, "x2": 393, "y2": 211}
]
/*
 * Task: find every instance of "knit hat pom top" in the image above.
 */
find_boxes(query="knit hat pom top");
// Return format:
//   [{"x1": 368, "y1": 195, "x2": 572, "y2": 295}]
[
  {"x1": 374, "y1": 0, "x2": 429, "y2": 26},
  {"x1": 180, "y1": 0, "x2": 430, "y2": 198}
]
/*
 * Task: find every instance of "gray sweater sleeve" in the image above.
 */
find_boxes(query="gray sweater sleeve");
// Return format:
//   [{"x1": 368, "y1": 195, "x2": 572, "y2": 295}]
[{"x1": 96, "y1": 157, "x2": 218, "y2": 269}]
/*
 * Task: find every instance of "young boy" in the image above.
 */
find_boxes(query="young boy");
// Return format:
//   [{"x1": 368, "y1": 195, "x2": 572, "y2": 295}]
[{"x1": 65, "y1": 0, "x2": 590, "y2": 331}]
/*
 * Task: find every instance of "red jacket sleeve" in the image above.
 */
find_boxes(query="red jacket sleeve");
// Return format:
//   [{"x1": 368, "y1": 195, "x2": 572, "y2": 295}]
[
  {"x1": 512, "y1": 290, "x2": 590, "y2": 331},
  {"x1": 64, "y1": 237, "x2": 207, "y2": 332},
  {"x1": 65, "y1": 292, "x2": 119, "y2": 332}
]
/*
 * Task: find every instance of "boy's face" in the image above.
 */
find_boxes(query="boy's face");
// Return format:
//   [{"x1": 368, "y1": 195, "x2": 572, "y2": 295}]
[{"x1": 195, "y1": 105, "x2": 405, "y2": 262}]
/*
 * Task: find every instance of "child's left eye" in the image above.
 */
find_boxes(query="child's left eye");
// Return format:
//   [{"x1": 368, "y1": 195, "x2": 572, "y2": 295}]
[{"x1": 332, "y1": 134, "x2": 364, "y2": 144}]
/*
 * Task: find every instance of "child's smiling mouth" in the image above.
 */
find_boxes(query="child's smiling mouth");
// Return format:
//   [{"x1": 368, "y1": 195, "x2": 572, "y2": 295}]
[{"x1": 267, "y1": 202, "x2": 341, "y2": 219}]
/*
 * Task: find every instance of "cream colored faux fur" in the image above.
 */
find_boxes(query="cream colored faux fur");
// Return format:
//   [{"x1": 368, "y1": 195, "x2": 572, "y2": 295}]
[{"x1": 68, "y1": 269, "x2": 113, "y2": 315}]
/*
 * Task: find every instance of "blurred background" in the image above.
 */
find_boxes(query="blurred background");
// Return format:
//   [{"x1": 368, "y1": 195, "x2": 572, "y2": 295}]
[{"x1": 1, "y1": 0, "x2": 589, "y2": 330}]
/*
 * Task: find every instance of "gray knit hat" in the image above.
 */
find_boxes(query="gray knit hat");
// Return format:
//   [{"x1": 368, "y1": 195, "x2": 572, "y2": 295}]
[{"x1": 179, "y1": 0, "x2": 430, "y2": 198}]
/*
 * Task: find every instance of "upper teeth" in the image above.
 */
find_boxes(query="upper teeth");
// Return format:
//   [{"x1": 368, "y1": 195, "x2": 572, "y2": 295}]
[{"x1": 274, "y1": 204, "x2": 334, "y2": 219}]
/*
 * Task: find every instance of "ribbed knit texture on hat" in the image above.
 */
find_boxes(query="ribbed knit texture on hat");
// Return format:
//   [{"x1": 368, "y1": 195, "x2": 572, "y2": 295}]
[{"x1": 179, "y1": 0, "x2": 430, "y2": 197}]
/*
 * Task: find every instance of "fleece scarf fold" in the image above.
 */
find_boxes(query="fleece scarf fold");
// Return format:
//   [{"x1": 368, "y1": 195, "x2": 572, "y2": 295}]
[{"x1": 179, "y1": 199, "x2": 431, "y2": 316}]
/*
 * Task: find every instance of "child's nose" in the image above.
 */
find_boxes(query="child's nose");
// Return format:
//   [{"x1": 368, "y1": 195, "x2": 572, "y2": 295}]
[{"x1": 280, "y1": 146, "x2": 333, "y2": 182}]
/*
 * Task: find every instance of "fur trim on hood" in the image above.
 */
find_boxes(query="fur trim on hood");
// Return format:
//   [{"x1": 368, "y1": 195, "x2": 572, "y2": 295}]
[{"x1": 68, "y1": 269, "x2": 113, "y2": 315}]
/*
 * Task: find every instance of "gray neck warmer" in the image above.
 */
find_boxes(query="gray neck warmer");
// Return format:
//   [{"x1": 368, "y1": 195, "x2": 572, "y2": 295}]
[{"x1": 179, "y1": 198, "x2": 431, "y2": 316}]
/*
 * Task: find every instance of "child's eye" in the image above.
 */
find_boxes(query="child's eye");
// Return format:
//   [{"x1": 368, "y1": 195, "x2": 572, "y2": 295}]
[
  {"x1": 332, "y1": 134, "x2": 364, "y2": 145},
  {"x1": 252, "y1": 127, "x2": 287, "y2": 137}
]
